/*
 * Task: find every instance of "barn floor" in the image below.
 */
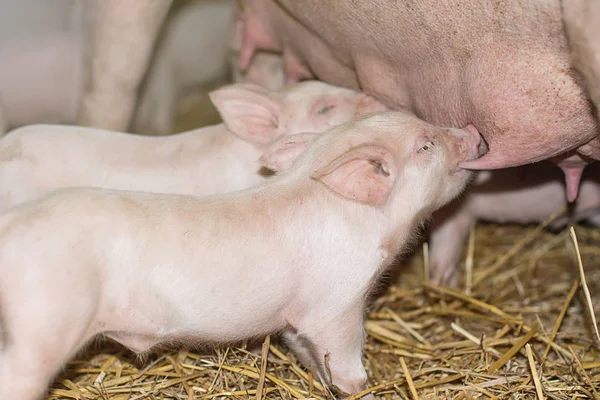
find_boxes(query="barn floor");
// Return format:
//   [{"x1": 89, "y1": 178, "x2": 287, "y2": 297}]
[{"x1": 45, "y1": 87, "x2": 600, "y2": 399}]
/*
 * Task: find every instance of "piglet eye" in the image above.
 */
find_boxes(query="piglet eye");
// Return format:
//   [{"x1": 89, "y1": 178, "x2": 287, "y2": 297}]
[
  {"x1": 318, "y1": 105, "x2": 335, "y2": 114},
  {"x1": 417, "y1": 141, "x2": 435, "y2": 153}
]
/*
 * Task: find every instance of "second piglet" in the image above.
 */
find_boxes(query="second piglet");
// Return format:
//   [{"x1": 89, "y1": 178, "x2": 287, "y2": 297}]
[
  {"x1": 429, "y1": 161, "x2": 600, "y2": 287},
  {"x1": 0, "y1": 80, "x2": 384, "y2": 209},
  {"x1": 0, "y1": 112, "x2": 484, "y2": 399}
]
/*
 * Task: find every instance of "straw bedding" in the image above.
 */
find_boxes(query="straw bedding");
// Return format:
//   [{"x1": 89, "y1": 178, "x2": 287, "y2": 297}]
[{"x1": 44, "y1": 90, "x2": 599, "y2": 399}]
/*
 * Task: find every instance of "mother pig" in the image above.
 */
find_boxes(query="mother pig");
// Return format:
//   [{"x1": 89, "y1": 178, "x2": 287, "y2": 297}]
[{"x1": 79, "y1": 0, "x2": 600, "y2": 201}]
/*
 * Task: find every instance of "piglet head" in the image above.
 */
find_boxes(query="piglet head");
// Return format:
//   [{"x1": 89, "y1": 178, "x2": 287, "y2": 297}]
[
  {"x1": 210, "y1": 81, "x2": 387, "y2": 149},
  {"x1": 261, "y1": 112, "x2": 484, "y2": 215},
  {"x1": 381, "y1": 119, "x2": 486, "y2": 213},
  {"x1": 276, "y1": 80, "x2": 388, "y2": 135}
]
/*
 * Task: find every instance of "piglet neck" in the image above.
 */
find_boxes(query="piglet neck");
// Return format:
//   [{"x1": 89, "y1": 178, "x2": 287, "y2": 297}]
[
  {"x1": 381, "y1": 220, "x2": 418, "y2": 258},
  {"x1": 182, "y1": 124, "x2": 264, "y2": 168},
  {"x1": 195, "y1": 124, "x2": 260, "y2": 153},
  {"x1": 382, "y1": 202, "x2": 432, "y2": 257}
]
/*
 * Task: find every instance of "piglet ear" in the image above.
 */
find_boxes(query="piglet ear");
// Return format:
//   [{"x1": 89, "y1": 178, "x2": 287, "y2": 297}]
[
  {"x1": 311, "y1": 144, "x2": 397, "y2": 206},
  {"x1": 259, "y1": 132, "x2": 321, "y2": 173},
  {"x1": 209, "y1": 83, "x2": 282, "y2": 145}
]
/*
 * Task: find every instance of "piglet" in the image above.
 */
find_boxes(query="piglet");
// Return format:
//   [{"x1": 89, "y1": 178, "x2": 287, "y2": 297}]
[
  {"x1": 0, "y1": 111, "x2": 484, "y2": 399},
  {"x1": 429, "y1": 161, "x2": 600, "y2": 287},
  {"x1": 0, "y1": 80, "x2": 385, "y2": 209}
]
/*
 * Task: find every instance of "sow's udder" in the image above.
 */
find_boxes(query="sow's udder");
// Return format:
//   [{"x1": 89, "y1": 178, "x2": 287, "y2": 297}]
[{"x1": 259, "y1": 0, "x2": 600, "y2": 169}]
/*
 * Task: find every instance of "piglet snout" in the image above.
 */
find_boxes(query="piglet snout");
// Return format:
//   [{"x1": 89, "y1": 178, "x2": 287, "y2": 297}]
[
  {"x1": 449, "y1": 124, "x2": 487, "y2": 167},
  {"x1": 460, "y1": 124, "x2": 487, "y2": 161}
]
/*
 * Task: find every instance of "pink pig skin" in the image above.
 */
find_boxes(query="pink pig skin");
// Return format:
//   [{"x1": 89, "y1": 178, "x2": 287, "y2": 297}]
[
  {"x1": 0, "y1": 81, "x2": 385, "y2": 209},
  {"x1": 70, "y1": 0, "x2": 600, "y2": 204},
  {"x1": 237, "y1": 0, "x2": 600, "y2": 203},
  {"x1": 429, "y1": 161, "x2": 600, "y2": 287},
  {"x1": 0, "y1": 111, "x2": 483, "y2": 400}
]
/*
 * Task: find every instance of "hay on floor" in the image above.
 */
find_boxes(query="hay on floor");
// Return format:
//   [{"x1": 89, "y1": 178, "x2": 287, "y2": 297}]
[
  {"x1": 45, "y1": 90, "x2": 600, "y2": 400},
  {"x1": 45, "y1": 222, "x2": 600, "y2": 400}
]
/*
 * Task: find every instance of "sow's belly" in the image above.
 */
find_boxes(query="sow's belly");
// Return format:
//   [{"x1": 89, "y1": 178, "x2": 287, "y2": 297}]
[{"x1": 259, "y1": 0, "x2": 600, "y2": 168}]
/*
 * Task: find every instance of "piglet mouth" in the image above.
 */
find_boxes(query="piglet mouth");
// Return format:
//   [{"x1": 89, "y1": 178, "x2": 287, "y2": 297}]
[
  {"x1": 451, "y1": 129, "x2": 488, "y2": 173},
  {"x1": 464, "y1": 131, "x2": 488, "y2": 162}
]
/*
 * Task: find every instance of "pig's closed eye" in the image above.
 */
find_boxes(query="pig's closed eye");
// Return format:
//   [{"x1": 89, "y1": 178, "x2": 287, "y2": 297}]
[
  {"x1": 318, "y1": 105, "x2": 335, "y2": 114},
  {"x1": 417, "y1": 141, "x2": 435, "y2": 153}
]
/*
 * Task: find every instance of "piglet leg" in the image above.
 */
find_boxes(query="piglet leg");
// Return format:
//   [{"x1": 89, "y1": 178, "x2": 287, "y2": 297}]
[
  {"x1": 294, "y1": 305, "x2": 372, "y2": 399},
  {"x1": 0, "y1": 275, "x2": 98, "y2": 399},
  {"x1": 429, "y1": 201, "x2": 475, "y2": 288},
  {"x1": 0, "y1": 344, "x2": 62, "y2": 400},
  {"x1": 282, "y1": 330, "x2": 320, "y2": 371},
  {"x1": 0, "y1": 325, "x2": 92, "y2": 400}
]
